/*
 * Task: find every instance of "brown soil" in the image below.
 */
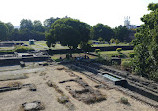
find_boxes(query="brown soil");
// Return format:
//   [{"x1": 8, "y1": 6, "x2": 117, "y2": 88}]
[{"x1": 0, "y1": 65, "x2": 157, "y2": 111}]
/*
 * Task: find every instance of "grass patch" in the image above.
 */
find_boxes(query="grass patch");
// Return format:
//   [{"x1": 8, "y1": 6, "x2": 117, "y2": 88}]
[
  {"x1": 14, "y1": 46, "x2": 34, "y2": 52},
  {"x1": 92, "y1": 43, "x2": 131, "y2": 47},
  {"x1": 120, "y1": 97, "x2": 130, "y2": 105},
  {"x1": 100, "y1": 50, "x2": 134, "y2": 58}
]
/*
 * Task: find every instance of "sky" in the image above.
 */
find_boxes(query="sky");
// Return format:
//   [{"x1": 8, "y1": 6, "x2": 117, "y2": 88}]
[{"x1": 0, "y1": 0, "x2": 157, "y2": 27}]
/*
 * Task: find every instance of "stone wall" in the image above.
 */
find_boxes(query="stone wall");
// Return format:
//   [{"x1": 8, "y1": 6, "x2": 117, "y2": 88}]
[{"x1": 0, "y1": 56, "x2": 50, "y2": 66}]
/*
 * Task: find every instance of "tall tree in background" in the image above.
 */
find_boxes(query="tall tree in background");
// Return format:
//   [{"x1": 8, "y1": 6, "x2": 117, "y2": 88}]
[
  {"x1": 90, "y1": 23, "x2": 114, "y2": 42},
  {"x1": 33, "y1": 20, "x2": 45, "y2": 32},
  {"x1": 20, "y1": 19, "x2": 33, "y2": 30},
  {"x1": 5, "y1": 22, "x2": 14, "y2": 34},
  {"x1": 114, "y1": 25, "x2": 129, "y2": 42},
  {"x1": 46, "y1": 18, "x2": 90, "y2": 49},
  {"x1": 44, "y1": 17, "x2": 60, "y2": 31},
  {"x1": 0, "y1": 21, "x2": 8, "y2": 41},
  {"x1": 132, "y1": 3, "x2": 158, "y2": 81}
]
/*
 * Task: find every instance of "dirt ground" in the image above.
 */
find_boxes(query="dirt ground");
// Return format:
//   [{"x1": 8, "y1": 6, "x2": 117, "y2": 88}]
[{"x1": 0, "y1": 64, "x2": 157, "y2": 111}]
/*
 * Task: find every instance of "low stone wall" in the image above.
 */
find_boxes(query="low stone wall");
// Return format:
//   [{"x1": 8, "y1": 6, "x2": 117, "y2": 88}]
[
  {"x1": 92, "y1": 45, "x2": 134, "y2": 51},
  {"x1": 47, "y1": 45, "x2": 134, "y2": 55},
  {"x1": 0, "y1": 56, "x2": 50, "y2": 66}
]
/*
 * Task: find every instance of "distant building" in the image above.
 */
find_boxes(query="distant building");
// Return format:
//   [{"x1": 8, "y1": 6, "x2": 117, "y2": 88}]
[
  {"x1": 124, "y1": 16, "x2": 138, "y2": 29},
  {"x1": 14, "y1": 26, "x2": 20, "y2": 29},
  {"x1": 29, "y1": 39, "x2": 35, "y2": 45}
]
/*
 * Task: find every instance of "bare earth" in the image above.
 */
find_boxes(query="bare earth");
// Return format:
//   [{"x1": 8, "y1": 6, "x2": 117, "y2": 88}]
[{"x1": 0, "y1": 65, "x2": 157, "y2": 111}]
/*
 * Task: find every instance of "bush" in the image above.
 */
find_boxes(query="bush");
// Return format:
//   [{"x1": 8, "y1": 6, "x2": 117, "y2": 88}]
[
  {"x1": 118, "y1": 53, "x2": 124, "y2": 58},
  {"x1": 120, "y1": 97, "x2": 129, "y2": 105},
  {"x1": 121, "y1": 60, "x2": 132, "y2": 72},
  {"x1": 116, "y1": 48, "x2": 122, "y2": 53},
  {"x1": 14, "y1": 46, "x2": 34, "y2": 52},
  {"x1": 95, "y1": 49, "x2": 101, "y2": 54},
  {"x1": 129, "y1": 53, "x2": 135, "y2": 58}
]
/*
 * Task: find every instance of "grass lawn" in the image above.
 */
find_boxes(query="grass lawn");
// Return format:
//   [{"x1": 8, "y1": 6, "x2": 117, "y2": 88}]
[
  {"x1": 100, "y1": 50, "x2": 134, "y2": 57},
  {"x1": 51, "y1": 53, "x2": 97, "y2": 61},
  {"x1": 92, "y1": 43, "x2": 131, "y2": 47}
]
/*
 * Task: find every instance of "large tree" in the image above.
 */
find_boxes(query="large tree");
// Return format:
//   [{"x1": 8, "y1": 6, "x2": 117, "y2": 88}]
[
  {"x1": 33, "y1": 20, "x2": 45, "y2": 32},
  {"x1": 20, "y1": 19, "x2": 33, "y2": 30},
  {"x1": 90, "y1": 23, "x2": 114, "y2": 42},
  {"x1": 0, "y1": 22, "x2": 8, "y2": 41},
  {"x1": 132, "y1": 3, "x2": 158, "y2": 81},
  {"x1": 46, "y1": 18, "x2": 90, "y2": 49},
  {"x1": 114, "y1": 25, "x2": 129, "y2": 42},
  {"x1": 44, "y1": 17, "x2": 60, "y2": 31}
]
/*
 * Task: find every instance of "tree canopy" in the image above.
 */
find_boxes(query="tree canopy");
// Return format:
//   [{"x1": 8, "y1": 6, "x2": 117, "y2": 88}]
[
  {"x1": 132, "y1": 3, "x2": 158, "y2": 81},
  {"x1": 90, "y1": 23, "x2": 114, "y2": 42},
  {"x1": 20, "y1": 19, "x2": 33, "y2": 30},
  {"x1": 44, "y1": 17, "x2": 60, "y2": 31},
  {"x1": 114, "y1": 25, "x2": 129, "y2": 42},
  {"x1": 46, "y1": 18, "x2": 90, "y2": 49},
  {"x1": 0, "y1": 22, "x2": 8, "y2": 41}
]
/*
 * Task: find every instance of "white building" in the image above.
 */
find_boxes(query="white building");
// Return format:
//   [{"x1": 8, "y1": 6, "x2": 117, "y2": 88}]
[{"x1": 124, "y1": 16, "x2": 137, "y2": 29}]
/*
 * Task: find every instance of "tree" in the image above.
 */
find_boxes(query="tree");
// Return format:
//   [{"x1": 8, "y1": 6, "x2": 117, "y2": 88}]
[
  {"x1": 132, "y1": 3, "x2": 158, "y2": 81},
  {"x1": 46, "y1": 18, "x2": 90, "y2": 50},
  {"x1": 5, "y1": 22, "x2": 14, "y2": 33},
  {"x1": 110, "y1": 38, "x2": 115, "y2": 44},
  {"x1": 0, "y1": 21, "x2": 8, "y2": 41},
  {"x1": 33, "y1": 20, "x2": 45, "y2": 32},
  {"x1": 114, "y1": 25, "x2": 129, "y2": 42},
  {"x1": 148, "y1": 3, "x2": 158, "y2": 11},
  {"x1": 20, "y1": 19, "x2": 33, "y2": 30},
  {"x1": 90, "y1": 23, "x2": 114, "y2": 42},
  {"x1": 115, "y1": 39, "x2": 120, "y2": 45},
  {"x1": 44, "y1": 17, "x2": 60, "y2": 31}
]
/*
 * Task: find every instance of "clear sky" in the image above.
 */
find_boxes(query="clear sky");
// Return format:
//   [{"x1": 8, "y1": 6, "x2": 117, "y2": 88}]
[{"x1": 0, "y1": 0, "x2": 157, "y2": 27}]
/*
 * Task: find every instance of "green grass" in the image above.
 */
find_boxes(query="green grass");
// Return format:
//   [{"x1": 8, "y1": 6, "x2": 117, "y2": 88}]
[
  {"x1": 51, "y1": 53, "x2": 96, "y2": 61},
  {"x1": 92, "y1": 43, "x2": 131, "y2": 47},
  {"x1": 100, "y1": 50, "x2": 134, "y2": 57},
  {"x1": 16, "y1": 41, "x2": 133, "y2": 51}
]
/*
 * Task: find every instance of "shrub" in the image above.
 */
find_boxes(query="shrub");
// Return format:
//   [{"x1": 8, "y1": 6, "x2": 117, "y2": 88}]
[
  {"x1": 120, "y1": 97, "x2": 129, "y2": 105},
  {"x1": 95, "y1": 49, "x2": 101, "y2": 54},
  {"x1": 14, "y1": 46, "x2": 34, "y2": 52},
  {"x1": 116, "y1": 48, "x2": 122, "y2": 53},
  {"x1": 121, "y1": 60, "x2": 132, "y2": 71},
  {"x1": 118, "y1": 53, "x2": 124, "y2": 58},
  {"x1": 58, "y1": 96, "x2": 69, "y2": 104},
  {"x1": 115, "y1": 39, "x2": 120, "y2": 45},
  {"x1": 129, "y1": 53, "x2": 135, "y2": 58}
]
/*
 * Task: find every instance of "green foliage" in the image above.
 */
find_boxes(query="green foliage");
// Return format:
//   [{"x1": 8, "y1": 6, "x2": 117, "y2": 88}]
[
  {"x1": 129, "y1": 53, "x2": 135, "y2": 58},
  {"x1": 116, "y1": 48, "x2": 122, "y2": 53},
  {"x1": 47, "y1": 18, "x2": 90, "y2": 50},
  {"x1": 121, "y1": 60, "x2": 132, "y2": 70},
  {"x1": 44, "y1": 17, "x2": 60, "y2": 31},
  {"x1": 80, "y1": 42, "x2": 92, "y2": 52},
  {"x1": 14, "y1": 46, "x2": 34, "y2": 52},
  {"x1": 115, "y1": 39, "x2": 120, "y2": 45},
  {"x1": 20, "y1": 19, "x2": 33, "y2": 30},
  {"x1": 98, "y1": 37, "x2": 103, "y2": 42},
  {"x1": 132, "y1": 3, "x2": 158, "y2": 80},
  {"x1": 148, "y1": 3, "x2": 158, "y2": 11},
  {"x1": 0, "y1": 22, "x2": 9, "y2": 41},
  {"x1": 95, "y1": 49, "x2": 101, "y2": 53},
  {"x1": 33, "y1": 20, "x2": 45, "y2": 32},
  {"x1": 114, "y1": 26, "x2": 130, "y2": 42},
  {"x1": 120, "y1": 97, "x2": 129, "y2": 105},
  {"x1": 90, "y1": 23, "x2": 114, "y2": 42},
  {"x1": 110, "y1": 38, "x2": 115, "y2": 44},
  {"x1": 8, "y1": 19, "x2": 45, "y2": 41},
  {"x1": 118, "y1": 53, "x2": 124, "y2": 58}
]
